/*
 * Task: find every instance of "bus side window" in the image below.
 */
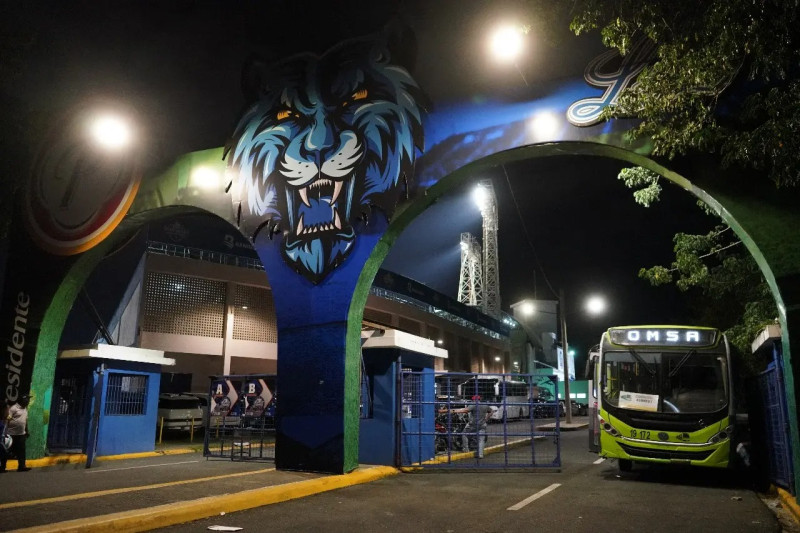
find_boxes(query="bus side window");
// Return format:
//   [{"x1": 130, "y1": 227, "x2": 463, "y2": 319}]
[{"x1": 585, "y1": 357, "x2": 597, "y2": 399}]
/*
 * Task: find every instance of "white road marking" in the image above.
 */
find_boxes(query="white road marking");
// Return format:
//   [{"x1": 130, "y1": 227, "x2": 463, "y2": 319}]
[
  {"x1": 507, "y1": 483, "x2": 561, "y2": 511},
  {"x1": 85, "y1": 460, "x2": 200, "y2": 473},
  {"x1": 593, "y1": 457, "x2": 606, "y2": 464}
]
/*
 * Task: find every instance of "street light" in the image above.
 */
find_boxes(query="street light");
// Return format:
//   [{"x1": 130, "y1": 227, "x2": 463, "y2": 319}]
[
  {"x1": 489, "y1": 26, "x2": 523, "y2": 63},
  {"x1": 488, "y1": 24, "x2": 529, "y2": 86},
  {"x1": 585, "y1": 295, "x2": 607, "y2": 315},
  {"x1": 520, "y1": 301, "x2": 535, "y2": 317},
  {"x1": 514, "y1": 293, "x2": 607, "y2": 424},
  {"x1": 88, "y1": 112, "x2": 134, "y2": 151}
]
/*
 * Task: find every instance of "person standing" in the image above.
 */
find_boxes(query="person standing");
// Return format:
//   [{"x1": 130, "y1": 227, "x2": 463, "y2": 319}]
[
  {"x1": 0, "y1": 402, "x2": 9, "y2": 473},
  {"x1": 7, "y1": 395, "x2": 31, "y2": 472},
  {"x1": 448, "y1": 395, "x2": 492, "y2": 459}
]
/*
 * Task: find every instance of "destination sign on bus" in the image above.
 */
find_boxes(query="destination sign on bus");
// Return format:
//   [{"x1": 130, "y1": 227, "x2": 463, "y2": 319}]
[{"x1": 608, "y1": 327, "x2": 717, "y2": 347}]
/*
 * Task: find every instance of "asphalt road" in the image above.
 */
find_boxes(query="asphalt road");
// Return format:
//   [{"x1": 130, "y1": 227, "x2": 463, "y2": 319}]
[{"x1": 155, "y1": 428, "x2": 782, "y2": 533}]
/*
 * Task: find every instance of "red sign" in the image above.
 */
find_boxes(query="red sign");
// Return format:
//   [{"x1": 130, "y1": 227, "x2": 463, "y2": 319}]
[{"x1": 24, "y1": 111, "x2": 140, "y2": 255}]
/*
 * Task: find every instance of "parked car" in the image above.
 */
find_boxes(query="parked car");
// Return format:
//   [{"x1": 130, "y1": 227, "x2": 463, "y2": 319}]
[{"x1": 157, "y1": 393, "x2": 203, "y2": 431}]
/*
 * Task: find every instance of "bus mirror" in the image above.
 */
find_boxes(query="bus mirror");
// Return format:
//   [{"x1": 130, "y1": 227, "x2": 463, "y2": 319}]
[{"x1": 584, "y1": 358, "x2": 594, "y2": 380}]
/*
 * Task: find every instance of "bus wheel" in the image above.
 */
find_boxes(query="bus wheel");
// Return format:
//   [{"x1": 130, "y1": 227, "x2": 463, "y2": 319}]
[{"x1": 618, "y1": 459, "x2": 633, "y2": 472}]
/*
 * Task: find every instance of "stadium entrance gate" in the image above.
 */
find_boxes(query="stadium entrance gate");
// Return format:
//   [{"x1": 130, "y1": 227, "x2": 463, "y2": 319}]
[
  {"x1": 203, "y1": 374, "x2": 277, "y2": 462},
  {"x1": 399, "y1": 371, "x2": 561, "y2": 469}
]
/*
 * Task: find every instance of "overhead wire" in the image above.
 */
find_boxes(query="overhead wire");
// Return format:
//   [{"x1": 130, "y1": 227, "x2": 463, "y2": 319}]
[{"x1": 501, "y1": 164, "x2": 559, "y2": 300}]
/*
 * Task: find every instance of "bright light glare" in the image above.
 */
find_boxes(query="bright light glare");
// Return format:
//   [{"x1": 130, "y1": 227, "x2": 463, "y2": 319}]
[
  {"x1": 90, "y1": 114, "x2": 132, "y2": 150},
  {"x1": 585, "y1": 296, "x2": 607, "y2": 315},
  {"x1": 473, "y1": 184, "x2": 489, "y2": 210},
  {"x1": 568, "y1": 349, "x2": 576, "y2": 357},
  {"x1": 529, "y1": 111, "x2": 559, "y2": 139},
  {"x1": 191, "y1": 166, "x2": 221, "y2": 190},
  {"x1": 489, "y1": 26, "x2": 523, "y2": 62},
  {"x1": 520, "y1": 302, "x2": 535, "y2": 316},
  {"x1": 494, "y1": 356, "x2": 501, "y2": 362}
]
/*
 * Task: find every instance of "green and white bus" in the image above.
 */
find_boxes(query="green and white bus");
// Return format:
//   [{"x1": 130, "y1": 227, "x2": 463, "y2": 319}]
[{"x1": 590, "y1": 325, "x2": 734, "y2": 471}]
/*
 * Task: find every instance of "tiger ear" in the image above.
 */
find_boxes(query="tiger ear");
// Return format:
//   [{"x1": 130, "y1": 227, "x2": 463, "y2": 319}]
[
  {"x1": 381, "y1": 19, "x2": 418, "y2": 74},
  {"x1": 241, "y1": 53, "x2": 271, "y2": 103}
]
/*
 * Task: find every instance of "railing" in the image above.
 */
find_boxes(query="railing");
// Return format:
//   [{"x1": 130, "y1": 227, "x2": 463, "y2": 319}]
[
  {"x1": 147, "y1": 241, "x2": 263, "y2": 270},
  {"x1": 370, "y1": 287, "x2": 506, "y2": 341},
  {"x1": 146, "y1": 241, "x2": 510, "y2": 340}
]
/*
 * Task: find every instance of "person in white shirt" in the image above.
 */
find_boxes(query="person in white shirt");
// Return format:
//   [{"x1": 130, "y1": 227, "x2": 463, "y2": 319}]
[{"x1": 6, "y1": 395, "x2": 30, "y2": 472}]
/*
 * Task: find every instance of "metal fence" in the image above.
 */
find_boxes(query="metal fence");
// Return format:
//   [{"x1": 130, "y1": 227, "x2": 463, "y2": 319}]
[
  {"x1": 400, "y1": 371, "x2": 561, "y2": 469},
  {"x1": 753, "y1": 360, "x2": 794, "y2": 492},
  {"x1": 204, "y1": 374, "x2": 277, "y2": 462}
]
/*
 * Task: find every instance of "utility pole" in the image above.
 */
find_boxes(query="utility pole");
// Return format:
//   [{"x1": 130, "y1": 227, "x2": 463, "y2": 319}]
[{"x1": 560, "y1": 289, "x2": 573, "y2": 424}]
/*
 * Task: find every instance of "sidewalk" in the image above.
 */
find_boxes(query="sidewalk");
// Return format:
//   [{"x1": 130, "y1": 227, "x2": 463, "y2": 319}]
[
  {"x1": 2, "y1": 447, "x2": 398, "y2": 533},
  {"x1": 3, "y1": 444, "x2": 203, "y2": 471}
]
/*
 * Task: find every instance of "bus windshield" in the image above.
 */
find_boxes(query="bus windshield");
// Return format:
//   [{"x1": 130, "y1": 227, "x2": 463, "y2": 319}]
[{"x1": 602, "y1": 350, "x2": 728, "y2": 414}]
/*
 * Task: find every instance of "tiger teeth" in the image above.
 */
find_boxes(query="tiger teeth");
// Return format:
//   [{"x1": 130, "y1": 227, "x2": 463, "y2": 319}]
[
  {"x1": 334, "y1": 211, "x2": 341, "y2": 229},
  {"x1": 331, "y1": 181, "x2": 343, "y2": 204},
  {"x1": 299, "y1": 187, "x2": 310, "y2": 207},
  {"x1": 296, "y1": 215, "x2": 341, "y2": 236}
]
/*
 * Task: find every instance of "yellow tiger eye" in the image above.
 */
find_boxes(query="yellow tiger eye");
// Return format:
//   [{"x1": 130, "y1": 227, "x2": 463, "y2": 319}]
[
  {"x1": 277, "y1": 109, "x2": 293, "y2": 121},
  {"x1": 352, "y1": 88, "x2": 368, "y2": 100}
]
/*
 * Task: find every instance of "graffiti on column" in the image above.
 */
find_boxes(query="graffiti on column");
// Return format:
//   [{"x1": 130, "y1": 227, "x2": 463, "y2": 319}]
[{"x1": 225, "y1": 25, "x2": 428, "y2": 284}]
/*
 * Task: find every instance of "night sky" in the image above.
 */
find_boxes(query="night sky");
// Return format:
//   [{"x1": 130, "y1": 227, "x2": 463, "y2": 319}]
[
  {"x1": 1, "y1": 2, "x2": 717, "y2": 367},
  {"x1": 383, "y1": 156, "x2": 716, "y2": 365}
]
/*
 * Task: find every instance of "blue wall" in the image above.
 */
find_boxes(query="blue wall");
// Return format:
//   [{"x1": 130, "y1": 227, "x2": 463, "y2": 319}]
[{"x1": 359, "y1": 348, "x2": 435, "y2": 465}]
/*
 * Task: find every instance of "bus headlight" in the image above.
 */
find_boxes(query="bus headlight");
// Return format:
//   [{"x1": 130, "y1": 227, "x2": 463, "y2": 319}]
[
  {"x1": 599, "y1": 417, "x2": 619, "y2": 437},
  {"x1": 707, "y1": 425, "x2": 734, "y2": 444}
]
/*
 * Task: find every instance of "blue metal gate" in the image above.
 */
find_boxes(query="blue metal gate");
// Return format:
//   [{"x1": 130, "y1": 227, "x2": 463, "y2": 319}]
[
  {"x1": 399, "y1": 371, "x2": 561, "y2": 469},
  {"x1": 755, "y1": 356, "x2": 794, "y2": 492},
  {"x1": 204, "y1": 374, "x2": 277, "y2": 461},
  {"x1": 47, "y1": 371, "x2": 92, "y2": 452}
]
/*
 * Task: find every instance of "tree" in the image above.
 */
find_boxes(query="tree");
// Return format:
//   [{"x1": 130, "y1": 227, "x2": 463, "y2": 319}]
[
  {"x1": 568, "y1": 1, "x2": 792, "y2": 366},
  {"x1": 570, "y1": 0, "x2": 800, "y2": 188},
  {"x1": 618, "y1": 166, "x2": 777, "y2": 369}
]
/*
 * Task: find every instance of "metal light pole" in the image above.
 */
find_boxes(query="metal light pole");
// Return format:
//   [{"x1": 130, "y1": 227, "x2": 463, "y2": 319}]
[{"x1": 559, "y1": 289, "x2": 573, "y2": 424}]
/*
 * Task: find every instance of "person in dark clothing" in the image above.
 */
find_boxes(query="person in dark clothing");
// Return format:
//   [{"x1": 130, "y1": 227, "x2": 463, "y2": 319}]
[
  {"x1": 0, "y1": 402, "x2": 9, "y2": 472},
  {"x1": 447, "y1": 395, "x2": 492, "y2": 458}
]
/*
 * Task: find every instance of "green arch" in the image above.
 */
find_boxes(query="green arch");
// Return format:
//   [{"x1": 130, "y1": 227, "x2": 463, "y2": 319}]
[
  {"x1": 27, "y1": 205, "x2": 242, "y2": 457},
  {"x1": 348, "y1": 139, "x2": 798, "y2": 480}
]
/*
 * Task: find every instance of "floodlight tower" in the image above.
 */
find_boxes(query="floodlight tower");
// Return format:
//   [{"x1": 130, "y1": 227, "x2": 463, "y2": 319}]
[
  {"x1": 474, "y1": 180, "x2": 500, "y2": 318},
  {"x1": 457, "y1": 232, "x2": 483, "y2": 308}
]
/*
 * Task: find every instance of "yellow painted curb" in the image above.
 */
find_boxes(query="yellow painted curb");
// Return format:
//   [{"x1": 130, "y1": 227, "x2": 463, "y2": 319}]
[
  {"x1": 777, "y1": 487, "x2": 800, "y2": 525},
  {"x1": 9, "y1": 465, "x2": 400, "y2": 533},
  {"x1": 7, "y1": 448, "x2": 198, "y2": 470}
]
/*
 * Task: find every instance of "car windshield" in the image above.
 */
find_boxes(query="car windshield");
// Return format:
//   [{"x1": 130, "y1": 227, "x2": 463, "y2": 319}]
[
  {"x1": 602, "y1": 350, "x2": 728, "y2": 414},
  {"x1": 159, "y1": 398, "x2": 200, "y2": 410}
]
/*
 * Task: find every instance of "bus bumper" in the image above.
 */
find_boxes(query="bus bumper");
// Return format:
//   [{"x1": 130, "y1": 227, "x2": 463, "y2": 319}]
[{"x1": 600, "y1": 431, "x2": 730, "y2": 468}]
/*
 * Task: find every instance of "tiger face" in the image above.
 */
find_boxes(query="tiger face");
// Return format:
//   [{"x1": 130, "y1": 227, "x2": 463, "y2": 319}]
[{"x1": 226, "y1": 28, "x2": 426, "y2": 283}]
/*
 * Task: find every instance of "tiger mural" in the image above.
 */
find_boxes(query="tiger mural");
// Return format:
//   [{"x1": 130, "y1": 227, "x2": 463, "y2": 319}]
[{"x1": 226, "y1": 25, "x2": 427, "y2": 283}]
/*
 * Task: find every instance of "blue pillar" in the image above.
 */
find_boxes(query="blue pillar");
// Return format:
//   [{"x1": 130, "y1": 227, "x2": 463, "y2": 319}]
[{"x1": 256, "y1": 220, "x2": 387, "y2": 474}]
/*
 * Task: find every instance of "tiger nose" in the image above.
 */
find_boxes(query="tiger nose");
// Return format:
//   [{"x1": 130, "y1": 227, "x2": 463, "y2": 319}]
[{"x1": 306, "y1": 113, "x2": 335, "y2": 152}]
